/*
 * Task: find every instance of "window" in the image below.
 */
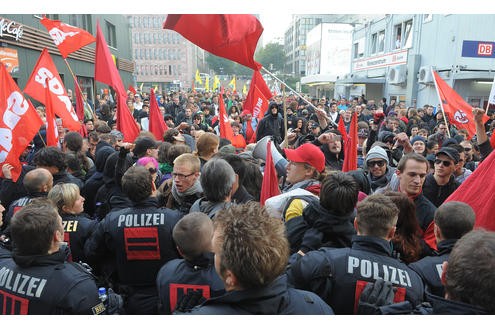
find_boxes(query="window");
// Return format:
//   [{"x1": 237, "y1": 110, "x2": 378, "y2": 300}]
[
  {"x1": 45, "y1": 14, "x2": 60, "y2": 20},
  {"x1": 353, "y1": 38, "x2": 365, "y2": 59},
  {"x1": 68, "y1": 15, "x2": 92, "y2": 34},
  {"x1": 378, "y1": 30, "x2": 385, "y2": 52},
  {"x1": 370, "y1": 33, "x2": 378, "y2": 54},
  {"x1": 403, "y1": 20, "x2": 413, "y2": 49},
  {"x1": 106, "y1": 21, "x2": 117, "y2": 48},
  {"x1": 394, "y1": 20, "x2": 414, "y2": 50},
  {"x1": 394, "y1": 24, "x2": 402, "y2": 49}
]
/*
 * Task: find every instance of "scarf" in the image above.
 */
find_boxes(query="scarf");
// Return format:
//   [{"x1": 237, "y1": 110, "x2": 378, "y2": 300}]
[
  {"x1": 171, "y1": 179, "x2": 203, "y2": 206},
  {"x1": 159, "y1": 162, "x2": 173, "y2": 174}
]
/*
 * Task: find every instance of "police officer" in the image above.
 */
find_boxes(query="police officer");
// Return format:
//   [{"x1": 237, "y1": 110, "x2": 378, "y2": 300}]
[
  {"x1": 0, "y1": 199, "x2": 103, "y2": 314},
  {"x1": 156, "y1": 212, "x2": 224, "y2": 314},
  {"x1": 409, "y1": 201, "x2": 475, "y2": 297},
  {"x1": 2, "y1": 168, "x2": 53, "y2": 231},
  {"x1": 47, "y1": 183, "x2": 97, "y2": 263},
  {"x1": 185, "y1": 203, "x2": 333, "y2": 315},
  {"x1": 287, "y1": 194, "x2": 424, "y2": 314},
  {"x1": 85, "y1": 166, "x2": 182, "y2": 314}
]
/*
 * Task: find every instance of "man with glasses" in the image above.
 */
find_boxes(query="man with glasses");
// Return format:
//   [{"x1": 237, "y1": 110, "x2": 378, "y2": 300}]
[
  {"x1": 356, "y1": 145, "x2": 395, "y2": 194},
  {"x1": 448, "y1": 144, "x2": 472, "y2": 184},
  {"x1": 422, "y1": 147, "x2": 461, "y2": 207},
  {"x1": 460, "y1": 140, "x2": 476, "y2": 171},
  {"x1": 160, "y1": 153, "x2": 203, "y2": 214}
]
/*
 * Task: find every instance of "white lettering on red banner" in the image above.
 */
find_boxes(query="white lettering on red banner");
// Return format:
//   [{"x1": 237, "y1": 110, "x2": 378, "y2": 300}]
[
  {"x1": 253, "y1": 97, "x2": 263, "y2": 118},
  {"x1": 48, "y1": 28, "x2": 80, "y2": 46},
  {"x1": 33, "y1": 67, "x2": 79, "y2": 121},
  {"x1": 0, "y1": 92, "x2": 30, "y2": 162}
]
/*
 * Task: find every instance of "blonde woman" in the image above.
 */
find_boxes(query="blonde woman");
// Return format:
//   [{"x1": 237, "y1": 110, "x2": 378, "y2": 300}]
[{"x1": 48, "y1": 183, "x2": 96, "y2": 263}]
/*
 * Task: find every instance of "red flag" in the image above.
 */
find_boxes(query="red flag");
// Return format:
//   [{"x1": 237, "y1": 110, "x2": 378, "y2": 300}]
[
  {"x1": 163, "y1": 14, "x2": 263, "y2": 70},
  {"x1": 129, "y1": 85, "x2": 137, "y2": 95},
  {"x1": 342, "y1": 112, "x2": 358, "y2": 172},
  {"x1": 445, "y1": 148, "x2": 495, "y2": 231},
  {"x1": 40, "y1": 17, "x2": 96, "y2": 59},
  {"x1": 44, "y1": 84, "x2": 59, "y2": 147},
  {"x1": 95, "y1": 21, "x2": 139, "y2": 142},
  {"x1": 0, "y1": 64, "x2": 43, "y2": 182},
  {"x1": 23, "y1": 48, "x2": 80, "y2": 131},
  {"x1": 148, "y1": 89, "x2": 168, "y2": 140},
  {"x1": 243, "y1": 70, "x2": 272, "y2": 118},
  {"x1": 218, "y1": 89, "x2": 234, "y2": 141},
  {"x1": 337, "y1": 115, "x2": 348, "y2": 139},
  {"x1": 73, "y1": 79, "x2": 88, "y2": 137},
  {"x1": 260, "y1": 140, "x2": 281, "y2": 205},
  {"x1": 432, "y1": 70, "x2": 488, "y2": 139},
  {"x1": 74, "y1": 79, "x2": 85, "y2": 121}
]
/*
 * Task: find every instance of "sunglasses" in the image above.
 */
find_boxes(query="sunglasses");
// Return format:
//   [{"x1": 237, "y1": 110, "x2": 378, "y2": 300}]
[
  {"x1": 367, "y1": 160, "x2": 386, "y2": 167},
  {"x1": 464, "y1": 147, "x2": 472, "y2": 152},
  {"x1": 434, "y1": 159, "x2": 452, "y2": 167}
]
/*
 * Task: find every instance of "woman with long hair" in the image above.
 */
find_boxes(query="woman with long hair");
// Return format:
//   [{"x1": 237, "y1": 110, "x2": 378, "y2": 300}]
[{"x1": 383, "y1": 191, "x2": 426, "y2": 263}]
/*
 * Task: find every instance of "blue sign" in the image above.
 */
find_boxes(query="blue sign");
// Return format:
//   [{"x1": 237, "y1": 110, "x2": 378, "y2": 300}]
[{"x1": 462, "y1": 40, "x2": 495, "y2": 58}]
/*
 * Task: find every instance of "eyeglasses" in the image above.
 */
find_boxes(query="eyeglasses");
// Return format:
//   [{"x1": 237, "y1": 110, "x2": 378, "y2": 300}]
[
  {"x1": 434, "y1": 159, "x2": 453, "y2": 167},
  {"x1": 148, "y1": 167, "x2": 158, "y2": 174},
  {"x1": 172, "y1": 172, "x2": 195, "y2": 179},
  {"x1": 367, "y1": 160, "x2": 386, "y2": 168},
  {"x1": 464, "y1": 147, "x2": 472, "y2": 152}
]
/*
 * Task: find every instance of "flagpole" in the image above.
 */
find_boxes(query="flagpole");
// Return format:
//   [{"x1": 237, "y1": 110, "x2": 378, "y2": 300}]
[
  {"x1": 431, "y1": 67, "x2": 452, "y2": 138},
  {"x1": 261, "y1": 66, "x2": 337, "y2": 128},
  {"x1": 282, "y1": 84, "x2": 288, "y2": 149}
]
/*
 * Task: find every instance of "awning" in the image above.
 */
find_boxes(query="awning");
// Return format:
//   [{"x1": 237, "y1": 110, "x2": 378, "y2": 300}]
[{"x1": 335, "y1": 76, "x2": 386, "y2": 85}]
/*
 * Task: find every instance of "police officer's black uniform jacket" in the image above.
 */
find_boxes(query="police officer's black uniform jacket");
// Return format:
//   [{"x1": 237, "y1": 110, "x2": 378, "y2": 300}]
[
  {"x1": 408, "y1": 239, "x2": 457, "y2": 297},
  {"x1": 156, "y1": 252, "x2": 225, "y2": 314},
  {"x1": 0, "y1": 245, "x2": 103, "y2": 314},
  {"x1": 287, "y1": 235, "x2": 424, "y2": 314},
  {"x1": 61, "y1": 213, "x2": 97, "y2": 264},
  {"x1": 2, "y1": 191, "x2": 47, "y2": 232},
  {"x1": 84, "y1": 197, "x2": 181, "y2": 290},
  {"x1": 185, "y1": 275, "x2": 334, "y2": 315}
]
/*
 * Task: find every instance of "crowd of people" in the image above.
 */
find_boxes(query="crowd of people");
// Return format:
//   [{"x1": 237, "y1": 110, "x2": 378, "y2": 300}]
[{"x1": 0, "y1": 87, "x2": 494, "y2": 315}]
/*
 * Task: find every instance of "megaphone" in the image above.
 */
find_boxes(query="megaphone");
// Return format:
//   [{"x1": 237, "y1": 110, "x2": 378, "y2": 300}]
[{"x1": 252, "y1": 136, "x2": 288, "y2": 177}]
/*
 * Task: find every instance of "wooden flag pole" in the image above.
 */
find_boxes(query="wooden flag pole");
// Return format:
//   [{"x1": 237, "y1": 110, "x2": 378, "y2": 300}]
[
  {"x1": 431, "y1": 67, "x2": 452, "y2": 138},
  {"x1": 282, "y1": 84, "x2": 288, "y2": 149}
]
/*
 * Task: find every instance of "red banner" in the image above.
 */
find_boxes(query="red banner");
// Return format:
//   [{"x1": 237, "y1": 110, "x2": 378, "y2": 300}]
[
  {"x1": 40, "y1": 17, "x2": 96, "y2": 58},
  {"x1": 163, "y1": 14, "x2": 263, "y2": 70},
  {"x1": 260, "y1": 140, "x2": 281, "y2": 205},
  {"x1": 433, "y1": 70, "x2": 488, "y2": 139},
  {"x1": 342, "y1": 112, "x2": 358, "y2": 172},
  {"x1": 148, "y1": 88, "x2": 168, "y2": 140},
  {"x1": 95, "y1": 21, "x2": 139, "y2": 142},
  {"x1": 0, "y1": 64, "x2": 43, "y2": 182},
  {"x1": 218, "y1": 89, "x2": 234, "y2": 141},
  {"x1": 23, "y1": 48, "x2": 80, "y2": 131},
  {"x1": 243, "y1": 70, "x2": 272, "y2": 118}
]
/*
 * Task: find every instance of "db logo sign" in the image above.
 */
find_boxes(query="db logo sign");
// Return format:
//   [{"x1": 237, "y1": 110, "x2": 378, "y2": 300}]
[
  {"x1": 478, "y1": 43, "x2": 493, "y2": 56},
  {"x1": 454, "y1": 109, "x2": 469, "y2": 124}
]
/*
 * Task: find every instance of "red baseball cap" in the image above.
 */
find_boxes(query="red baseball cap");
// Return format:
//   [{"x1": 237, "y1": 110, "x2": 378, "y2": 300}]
[{"x1": 285, "y1": 143, "x2": 325, "y2": 173}]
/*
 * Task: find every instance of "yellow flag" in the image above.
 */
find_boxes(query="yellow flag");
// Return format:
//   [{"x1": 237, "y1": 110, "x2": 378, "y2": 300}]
[
  {"x1": 242, "y1": 84, "x2": 248, "y2": 95},
  {"x1": 195, "y1": 69, "x2": 203, "y2": 85},
  {"x1": 154, "y1": 85, "x2": 158, "y2": 92},
  {"x1": 229, "y1": 75, "x2": 236, "y2": 92},
  {"x1": 139, "y1": 82, "x2": 144, "y2": 91},
  {"x1": 213, "y1": 75, "x2": 220, "y2": 91},
  {"x1": 205, "y1": 75, "x2": 210, "y2": 92}
]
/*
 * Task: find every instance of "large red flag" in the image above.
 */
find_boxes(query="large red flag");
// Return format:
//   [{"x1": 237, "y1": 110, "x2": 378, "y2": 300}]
[
  {"x1": 44, "y1": 83, "x2": 58, "y2": 147},
  {"x1": 0, "y1": 64, "x2": 43, "y2": 182},
  {"x1": 243, "y1": 70, "x2": 272, "y2": 118},
  {"x1": 94, "y1": 21, "x2": 139, "y2": 142},
  {"x1": 342, "y1": 112, "x2": 358, "y2": 172},
  {"x1": 445, "y1": 148, "x2": 495, "y2": 231},
  {"x1": 260, "y1": 140, "x2": 281, "y2": 205},
  {"x1": 40, "y1": 16, "x2": 96, "y2": 58},
  {"x1": 163, "y1": 14, "x2": 263, "y2": 70},
  {"x1": 23, "y1": 49, "x2": 80, "y2": 131},
  {"x1": 148, "y1": 89, "x2": 168, "y2": 140},
  {"x1": 218, "y1": 89, "x2": 234, "y2": 141},
  {"x1": 432, "y1": 70, "x2": 488, "y2": 139}
]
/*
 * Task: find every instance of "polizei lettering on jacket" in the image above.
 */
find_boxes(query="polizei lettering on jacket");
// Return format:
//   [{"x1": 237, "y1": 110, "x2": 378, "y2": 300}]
[
  {"x1": 0, "y1": 267, "x2": 47, "y2": 298},
  {"x1": 347, "y1": 256, "x2": 412, "y2": 287},
  {"x1": 117, "y1": 213, "x2": 166, "y2": 227}
]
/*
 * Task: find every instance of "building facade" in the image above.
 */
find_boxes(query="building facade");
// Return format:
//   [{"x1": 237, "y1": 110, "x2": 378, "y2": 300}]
[
  {"x1": 128, "y1": 14, "x2": 203, "y2": 93},
  {"x1": 0, "y1": 14, "x2": 134, "y2": 104},
  {"x1": 335, "y1": 14, "x2": 495, "y2": 108}
]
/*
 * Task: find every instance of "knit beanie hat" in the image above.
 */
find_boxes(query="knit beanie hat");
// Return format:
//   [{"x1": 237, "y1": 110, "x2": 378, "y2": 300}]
[
  {"x1": 365, "y1": 146, "x2": 389, "y2": 166},
  {"x1": 410, "y1": 135, "x2": 426, "y2": 145}
]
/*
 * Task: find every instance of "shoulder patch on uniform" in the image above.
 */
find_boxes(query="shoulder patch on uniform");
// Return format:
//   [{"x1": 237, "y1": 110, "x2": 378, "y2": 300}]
[{"x1": 92, "y1": 302, "x2": 106, "y2": 315}]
